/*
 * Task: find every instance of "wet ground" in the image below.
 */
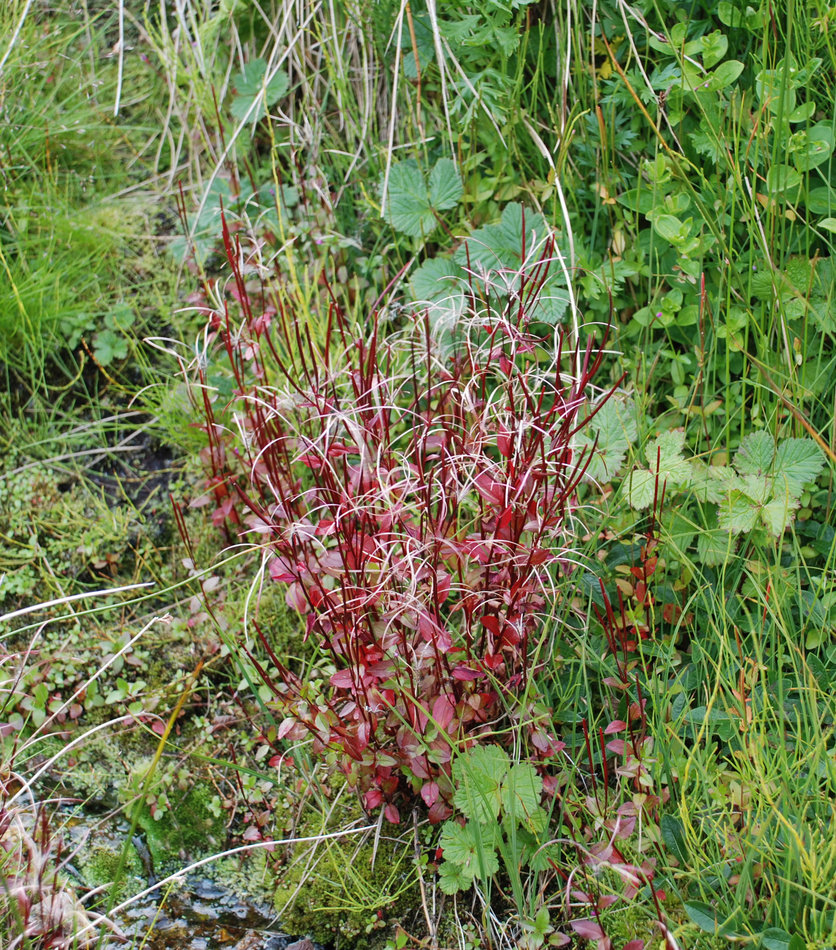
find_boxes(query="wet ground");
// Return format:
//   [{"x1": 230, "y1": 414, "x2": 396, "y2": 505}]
[{"x1": 61, "y1": 804, "x2": 318, "y2": 950}]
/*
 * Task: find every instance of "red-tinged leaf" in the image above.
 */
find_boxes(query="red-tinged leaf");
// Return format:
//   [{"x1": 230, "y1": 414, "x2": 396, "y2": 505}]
[
  {"x1": 242, "y1": 826, "x2": 262, "y2": 842},
  {"x1": 473, "y1": 473, "x2": 506, "y2": 507},
  {"x1": 436, "y1": 571, "x2": 452, "y2": 603},
  {"x1": 420, "y1": 781, "x2": 440, "y2": 807},
  {"x1": 606, "y1": 739, "x2": 627, "y2": 755},
  {"x1": 269, "y1": 557, "x2": 296, "y2": 583},
  {"x1": 662, "y1": 602, "x2": 682, "y2": 624},
  {"x1": 484, "y1": 653, "x2": 504, "y2": 671},
  {"x1": 384, "y1": 803, "x2": 400, "y2": 824},
  {"x1": 277, "y1": 718, "x2": 296, "y2": 740},
  {"x1": 528, "y1": 547, "x2": 550, "y2": 565},
  {"x1": 364, "y1": 789, "x2": 383, "y2": 809},
  {"x1": 427, "y1": 799, "x2": 453, "y2": 824},
  {"x1": 330, "y1": 669, "x2": 355, "y2": 689},
  {"x1": 624, "y1": 941, "x2": 644, "y2": 950},
  {"x1": 497, "y1": 427, "x2": 513, "y2": 458},
  {"x1": 604, "y1": 720, "x2": 627, "y2": 734},
  {"x1": 152, "y1": 720, "x2": 166, "y2": 736},
  {"x1": 452, "y1": 665, "x2": 483, "y2": 681},
  {"x1": 189, "y1": 493, "x2": 212, "y2": 508},
  {"x1": 285, "y1": 581, "x2": 309, "y2": 613},
  {"x1": 570, "y1": 918, "x2": 606, "y2": 940},
  {"x1": 481, "y1": 615, "x2": 502, "y2": 637},
  {"x1": 432, "y1": 694, "x2": 456, "y2": 731}
]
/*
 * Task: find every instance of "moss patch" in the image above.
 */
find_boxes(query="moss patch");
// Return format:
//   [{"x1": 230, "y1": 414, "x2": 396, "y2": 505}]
[{"x1": 273, "y1": 793, "x2": 421, "y2": 950}]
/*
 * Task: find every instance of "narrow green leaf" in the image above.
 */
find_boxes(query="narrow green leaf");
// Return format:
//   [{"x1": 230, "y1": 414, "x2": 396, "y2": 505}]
[{"x1": 660, "y1": 814, "x2": 688, "y2": 864}]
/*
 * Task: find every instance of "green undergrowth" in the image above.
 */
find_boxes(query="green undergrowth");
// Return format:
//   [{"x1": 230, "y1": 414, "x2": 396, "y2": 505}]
[{"x1": 3, "y1": 0, "x2": 836, "y2": 947}]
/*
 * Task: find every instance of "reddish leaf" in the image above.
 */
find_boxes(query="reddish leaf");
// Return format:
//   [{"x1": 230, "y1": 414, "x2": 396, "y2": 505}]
[
  {"x1": 420, "y1": 781, "x2": 440, "y2": 807},
  {"x1": 432, "y1": 694, "x2": 456, "y2": 731}
]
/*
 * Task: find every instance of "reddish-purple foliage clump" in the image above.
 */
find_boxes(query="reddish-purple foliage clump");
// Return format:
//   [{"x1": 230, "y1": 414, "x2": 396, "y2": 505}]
[{"x1": 188, "y1": 218, "x2": 614, "y2": 822}]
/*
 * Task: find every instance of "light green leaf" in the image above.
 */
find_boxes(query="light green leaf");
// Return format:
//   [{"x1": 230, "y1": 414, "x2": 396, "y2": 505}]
[
  {"x1": 717, "y1": 491, "x2": 759, "y2": 534},
  {"x1": 625, "y1": 469, "x2": 657, "y2": 509},
  {"x1": 453, "y1": 745, "x2": 508, "y2": 823},
  {"x1": 410, "y1": 258, "x2": 462, "y2": 303},
  {"x1": 735, "y1": 431, "x2": 775, "y2": 476},
  {"x1": 428, "y1": 159, "x2": 463, "y2": 211},
  {"x1": 580, "y1": 397, "x2": 638, "y2": 483},
  {"x1": 500, "y1": 762, "x2": 542, "y2": 827},
  {"x1": 791, "y1": 123, "x2": 834, "y2": 172},
  {"x1": 230, "y1": 59, "x2": 289, "y2": 123},
  {"x1": 644, "y1": 429, "x2": 691, "y2": 484},
  {"x1": 653, "y1": 214, "x2": 686, "y2": 244},
  {"x1": 437, "y1": 859, "x2": 470, "y2": 894},
  {"x1": 766, "y1": 164, "x2": 802, "y2": 195},
  {"x1": 700, "y1": 32, "x2": 728, "y2": 69},
  {"x1": 773, "y1": 438, "x2": 825, "y2": 495},
  {"x1": 383, "y1": 160, "x2": 434, "y2": 237},
  {"x1": 736, "y1": 474, "x2": 772, "y2": 504},
  {"x1": 697, "y1": 527, "x2": 734, "y2": 566},
  {"x1": 820, "y1": 218, "x2": 836, "y2": 233},
  {"x1": 439, "y1": 821, "x2": 499, "y2": 881},
  {"x1": 707, "y1": 59, "x2": 744, "y2": 90},
  {"x1": 761, "y1": 496, "x2": 797, "y2": 535}
]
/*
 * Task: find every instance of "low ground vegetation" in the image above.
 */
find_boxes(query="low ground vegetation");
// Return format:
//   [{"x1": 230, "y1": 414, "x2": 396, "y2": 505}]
[{"x1": 1, "y1": 1, "x2": 835, "y2": 948}]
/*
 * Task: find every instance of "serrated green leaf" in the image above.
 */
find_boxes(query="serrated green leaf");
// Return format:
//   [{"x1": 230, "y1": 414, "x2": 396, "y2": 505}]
[
  {"x1": 428, "y1": 159, "x2": 463, "y2": 211},
  {"x1": 736, "y1": 474, "x2": 773, "y2": 504},
  {"x1": 437, "y1": 859, "x2": 470, "y2": 894},
  {"x1": 690, "y1": 462, "x2": 735, "y2": 504},
  {"x1": 500, "y1": 763, "x2": 542, "y2": 827},
  {"x1": 383, "y1": 160, "x2": 434, "y2": 237},
  {"x1": 453, "y1": 745, "x2": 508, "y2": 823},
  {"x1": 644, "y1": 430, "x2": 691, "y2": 484},
  {"x1": 230, "y1": 59, "x2": 289, "y2": 123},
  {"x1": 717, "y1": 491, "x2": 759, "y2": 534},
  {"x1": 410, "y1": 258, "x2": 462, "y2": 303},
  {"x1": 698, "y1": 527, "x2": 734, "y2": 566},
  {"x1": 761, "y1": 496, "x2": 797, "y2": 535},
  {"x1": 625, "y1": 469, "x2": 657, "y2": 509},
  {"x1": 456, "y1": 202, "x2": 550, "y2": 273},
  {"x1": 451, "y1": 203, "x2": 568, "y2": 323},
  {"x1": 773, "y1": 438, "x2": 825, "y2": 495},
  {"x1": 735, "y1": 431, "x2": 776, "y2": 476},
  {"x1": 438, "y1": 821, "x2": 499, "y2": 881},
  {"x1": 580, "y1": 398, "x2": 638, "y2": 483}
]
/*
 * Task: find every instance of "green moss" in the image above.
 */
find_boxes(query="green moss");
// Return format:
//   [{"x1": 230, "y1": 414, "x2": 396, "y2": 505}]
[
  {"x1": 79, "y1": 838, "x2": 144, "y2": 900},
  {"x1": 138, "y1": 783, "x2": 226, "y2": 868},
  {"x1": 273, "y1": 794, "x2": 420, "y2": 950}
]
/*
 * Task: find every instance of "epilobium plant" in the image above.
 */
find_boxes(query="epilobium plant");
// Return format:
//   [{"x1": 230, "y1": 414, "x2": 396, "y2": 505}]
[{"x1": 188, "y1": 217, "x2": 613, "y2": 822}]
